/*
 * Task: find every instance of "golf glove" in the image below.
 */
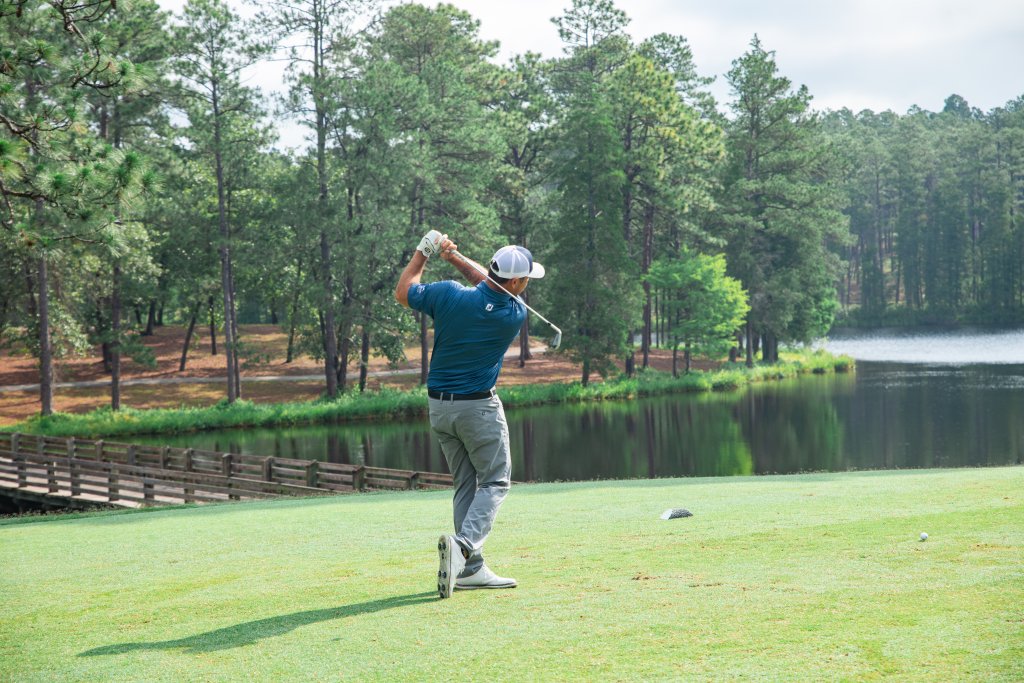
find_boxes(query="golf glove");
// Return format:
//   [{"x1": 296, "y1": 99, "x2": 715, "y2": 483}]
[{"x1": 417, "y1": 230, "x2": 447, "y2": 258}]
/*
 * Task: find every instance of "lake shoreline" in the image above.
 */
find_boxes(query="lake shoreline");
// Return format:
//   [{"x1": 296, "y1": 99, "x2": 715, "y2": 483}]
[{"x1": 2, "y1": 349, "x2": 853, "y2": 439}]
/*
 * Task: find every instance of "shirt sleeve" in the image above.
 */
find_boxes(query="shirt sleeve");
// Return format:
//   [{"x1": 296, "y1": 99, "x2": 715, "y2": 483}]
[{"x1": 407, "y1": 280, "x2": 457, "y2": 318}]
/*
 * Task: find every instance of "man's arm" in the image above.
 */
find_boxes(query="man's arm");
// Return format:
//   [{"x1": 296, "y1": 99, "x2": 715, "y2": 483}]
[
  {"x1": 442, "y1": 248, "x2": 486, "y2": 286},
  {"x1": 395, "y1": 251, "x2": 428, "y2": 308},
  {"x1": 396, "y1": 233, "x2": 485, "y2": 307}
]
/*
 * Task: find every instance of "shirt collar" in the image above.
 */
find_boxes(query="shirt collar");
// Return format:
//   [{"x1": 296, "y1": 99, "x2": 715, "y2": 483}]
[{"x1": 477, "y1": 280, "x2": 514, "y2": 302}]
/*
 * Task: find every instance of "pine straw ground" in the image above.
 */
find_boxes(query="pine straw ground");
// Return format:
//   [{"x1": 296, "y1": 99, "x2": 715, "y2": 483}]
[{"x1": 0, "y1": 324, "x2": 712, "y2": 426}]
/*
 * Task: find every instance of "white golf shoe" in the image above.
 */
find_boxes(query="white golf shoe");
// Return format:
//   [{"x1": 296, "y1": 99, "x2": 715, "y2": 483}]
[
  {"x1": 455, "y1": 565, "x2": 517, "y2": 590},
  {"x1": 437, "y1": 535, "x2": 466, "y2": 599}
]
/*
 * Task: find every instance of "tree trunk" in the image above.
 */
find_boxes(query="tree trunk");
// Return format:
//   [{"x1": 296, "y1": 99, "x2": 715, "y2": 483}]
[
  {"x1": 111, "y1": 262, "x2": 122, "y2": 411},
  {"x1": 672, "y1": 345, "x2": 678, "y2": 378},
  {"x1": 180, "y1": 304, "x2": 199, "y2": 372},
  {"x1": 320, "y1": 231, "x2": 338, "y2": 398},
  {"x1": 217, "y1": 190, "x2": 237, "y2": 402},
  {"x1": 684, "y1": 342, "x2": 691, "y2": 374},
  {"x1": 337, "y1": 329, "x2": 350, "y2": 393},
  {"x1": 286, "y1": 314, "x2": 297, "y2": 364},
  {"x1": 208, "y1": 295, "x2": 218, "y2": 355},
  {"x1": 581, "y1": 357, "x2": 591, "y2": 387},
  {"x1": 157, "y1": 301, "x2": 164, "y2": 327},
  {"x1": 641, "y1": 202, "x2": 654, "y2": 369},
  {"x1": 23, "y1": 261, "x2": 37, "y2": 319},
  {"x1": 229, "y1": 254, "x2": 241, "y2": 398},
  {"x1": 143, "y1": 300, "x2": 156, "y2": 336},
  {"x1": 286, "y1": 261, "x2": 302, "y2": 363},
  {"x1": 358, "y1": 328, "x2": 370, "y2": 392},
  {"x1": 37, "y1": 255, "x2": 53, "y2": 416},
  {"x1": 179, "y1": 301, "x2": 200, "y2": 372},
  {"x1": 744, "y1": 320, "x2": 754, "y2": 368},
  {"x1": 518, "y1": 288, "x2": 532, "y2": 367}
]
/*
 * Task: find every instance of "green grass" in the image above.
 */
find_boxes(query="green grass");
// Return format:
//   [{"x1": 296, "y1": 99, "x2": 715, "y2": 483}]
[
  {"x1": 1, "y1": 466, "x2": 1021, "y2": 681},
  {"x1": 3, "y1": 349, "x2": 854, "y2": 439}
]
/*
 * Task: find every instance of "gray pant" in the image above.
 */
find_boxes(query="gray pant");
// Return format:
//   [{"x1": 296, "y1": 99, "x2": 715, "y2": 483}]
[{"x1": 428, "y1": 394, "x2": 511, "y2": 576}]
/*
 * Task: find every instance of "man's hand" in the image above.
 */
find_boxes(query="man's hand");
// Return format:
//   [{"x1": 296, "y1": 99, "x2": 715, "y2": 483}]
[
  {"x1": 417, "y1": 230, "x2": 447, "y2": 258},
  {"x1": 438, "y1": 236, "x2": 459, "y2": 262}
]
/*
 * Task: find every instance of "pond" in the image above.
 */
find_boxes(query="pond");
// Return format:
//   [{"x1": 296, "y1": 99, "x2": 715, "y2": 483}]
[{"x1": 138, "y1": 328, "x2": 1024, "y2": 481}]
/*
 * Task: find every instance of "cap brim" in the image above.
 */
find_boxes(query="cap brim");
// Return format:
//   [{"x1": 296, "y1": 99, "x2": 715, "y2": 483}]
[{"x1": 529, "y1": 262, "x2": 545, "y2": 279}]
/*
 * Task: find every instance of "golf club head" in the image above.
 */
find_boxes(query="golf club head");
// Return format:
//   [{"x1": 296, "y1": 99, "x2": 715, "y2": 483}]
[{"x1": 550, "y1": 330, "x2": 562, "y2": 349}]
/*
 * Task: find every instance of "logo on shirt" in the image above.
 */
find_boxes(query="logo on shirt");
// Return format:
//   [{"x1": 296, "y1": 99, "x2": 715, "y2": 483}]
[
  {"x1": 485, "y1": 303, "x2": 494, "y2": 312},
  {"x1": 415, "y1": 285, "x2": 426, "y2": 295}
]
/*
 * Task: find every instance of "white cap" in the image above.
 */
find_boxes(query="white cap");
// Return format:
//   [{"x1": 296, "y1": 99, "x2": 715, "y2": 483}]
[{"x1": 490, "y1": 245, "x2": 545, "y2": 279}]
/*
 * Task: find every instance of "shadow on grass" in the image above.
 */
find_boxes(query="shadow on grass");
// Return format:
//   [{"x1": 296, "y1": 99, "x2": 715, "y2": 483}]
[{"x1": 79, "y1": 591, "x2": 436, "y2": 656}]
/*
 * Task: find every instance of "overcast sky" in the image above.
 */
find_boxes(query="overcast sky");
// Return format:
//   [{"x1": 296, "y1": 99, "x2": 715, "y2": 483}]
[{"x1": 156, "y1": 0, "x2": 1024, "y2": 149}]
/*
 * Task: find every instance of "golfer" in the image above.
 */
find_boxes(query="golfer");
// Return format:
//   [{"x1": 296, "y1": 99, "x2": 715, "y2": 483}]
[{"x1": 395, "y1": 230, "x2": 545, "y2": 599}]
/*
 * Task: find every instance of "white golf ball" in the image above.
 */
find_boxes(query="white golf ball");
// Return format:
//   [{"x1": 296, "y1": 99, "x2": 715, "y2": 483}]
[{"x1": 920, "y1": 532, "x2": 928, "y2": 541}]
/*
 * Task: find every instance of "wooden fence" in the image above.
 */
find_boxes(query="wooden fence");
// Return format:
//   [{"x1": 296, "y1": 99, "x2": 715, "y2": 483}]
[{"x1": 0, "y1": 432, "x2": 452, "y2": 509}]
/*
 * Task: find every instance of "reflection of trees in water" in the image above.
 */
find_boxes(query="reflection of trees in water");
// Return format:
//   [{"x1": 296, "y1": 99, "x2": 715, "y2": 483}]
[
  {"x1": 325, "y1": 434, "x2": 351, "y2": 464},
  {"x1": 734, "y1": 380, "x2": 844, "y2": 474},
  {"x1": 521, "y1": 420, "x2": 535, "y2": 482},
  {"x1": 507, "y1": 395, "x2": 753, "y2": 480},
  {"x1": 136, "y1": 366, "x2": 1021, "y2": 479}
]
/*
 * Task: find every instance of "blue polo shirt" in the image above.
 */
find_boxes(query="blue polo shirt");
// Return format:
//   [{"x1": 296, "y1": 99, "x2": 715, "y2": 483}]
[{"x1": 408, "y1": 280, "x2": 526, "y2": 394}]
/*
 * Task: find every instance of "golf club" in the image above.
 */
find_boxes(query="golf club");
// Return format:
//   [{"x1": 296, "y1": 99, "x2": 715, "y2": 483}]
[{"x1": 448, "y1": 249, "x2": 563, "y2": 349}]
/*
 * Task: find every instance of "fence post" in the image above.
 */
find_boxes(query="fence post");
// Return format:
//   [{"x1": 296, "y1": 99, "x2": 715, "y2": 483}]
[
  {"x1": 353, "y1": 466, "x2": 366, "y2": 492},
  {"x1": 69, "y1": 444, "x2": 81, "y2": 498},
  {"x1": 263, "y1": 457, "x2": 274, "y2": 482},
  {"x1": 222, "y1": 453, "x2": 233, "y2": 478},
  {"x1": 10, "y1": 433, "x2": 25, "y2": 488},
  {"x1": 306, "y1": 461, "x2": 319, "y2": 488},
  {"x1": 183, "y1": 449, "x2": 194, "y2": 498},
  {"x1": 47, "y1": 460, "x2": 57, "y2": 493},
  {"x1": 15, "y1": 451, "x2": 26, "y2": 489},
  {"x1": 161, "y1": 446, "x2": 170, "y2": 469},
  {"x1": 67, "y1": 437, "x2": 76, "y2": 459},
  {"x1": 127, "y1": 445, "x2": 137, "y2": 466},
  {"x1": 143, "y1": 479, "x2": 154, "y2": 504},
  {"x1": 408, "y1": 472, "x2": 420, "y2": 491},
  {"x1": 107, "y1": 462, "x2": 118, "y2": 503},
  {"x1": 95, "y1": 440, "x2": 104, "y2": 461}
]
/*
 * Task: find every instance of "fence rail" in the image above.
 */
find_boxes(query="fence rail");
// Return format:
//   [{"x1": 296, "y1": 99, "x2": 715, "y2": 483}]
[{"x1": 0, "y1": 432, "x2": 452, "y2": 509}]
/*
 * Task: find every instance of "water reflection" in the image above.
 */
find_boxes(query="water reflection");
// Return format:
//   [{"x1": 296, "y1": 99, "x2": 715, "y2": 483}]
[{"x1": 139, "y1": 354, "x2": 1024, "y2": 482}]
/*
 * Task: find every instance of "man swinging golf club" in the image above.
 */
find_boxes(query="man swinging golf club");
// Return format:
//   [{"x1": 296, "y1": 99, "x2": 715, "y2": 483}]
[{"x1": 395, "y1": 230, "x2": 545, "y2": 599}]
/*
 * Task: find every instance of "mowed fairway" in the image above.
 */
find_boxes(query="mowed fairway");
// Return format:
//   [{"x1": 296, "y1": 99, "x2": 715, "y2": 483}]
[{"x1": 2, "y1": 467, "x2": 1022, "y2": 681}]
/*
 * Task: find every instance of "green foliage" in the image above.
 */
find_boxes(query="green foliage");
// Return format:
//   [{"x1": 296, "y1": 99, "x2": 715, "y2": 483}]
[
  {"x1": 721, "y1": 36, "x2": 851, "y2": 356},
  {"x1": 547, "y1": 73, "x2": 639, "y2": 383},
  {"x1": 825, "y1": 96, "x2": 1024, "y2": 323},
  {"x1": 4, "y1": 0, "x2": 1021, "y2": 421},
  {"x1": 646, "y1": 250, "x2": 749, "y2": 369}
]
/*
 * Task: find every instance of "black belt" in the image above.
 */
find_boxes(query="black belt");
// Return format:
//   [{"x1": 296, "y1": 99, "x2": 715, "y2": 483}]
[{"x1": 428, "y1": 388, "x2": 495, "y2": 401}]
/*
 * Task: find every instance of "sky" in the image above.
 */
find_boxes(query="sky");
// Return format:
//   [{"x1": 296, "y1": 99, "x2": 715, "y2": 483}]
[{"x1": 156, "y1": 0, "x2": 1024, "y2": 150}]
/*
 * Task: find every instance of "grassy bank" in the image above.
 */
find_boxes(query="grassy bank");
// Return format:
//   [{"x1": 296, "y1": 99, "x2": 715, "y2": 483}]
[
  {"x1": 3, "y1": 350, "x2": 853, "y2": 439},
  {"x1": 1, "y1": 467, "x2": 1020, "y2": 681}
]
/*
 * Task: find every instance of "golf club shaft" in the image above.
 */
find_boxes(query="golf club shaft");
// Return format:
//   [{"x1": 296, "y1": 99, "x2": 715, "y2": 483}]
[{"x1": 450, "y1": 250, "x2": 562, "y2": 337}]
